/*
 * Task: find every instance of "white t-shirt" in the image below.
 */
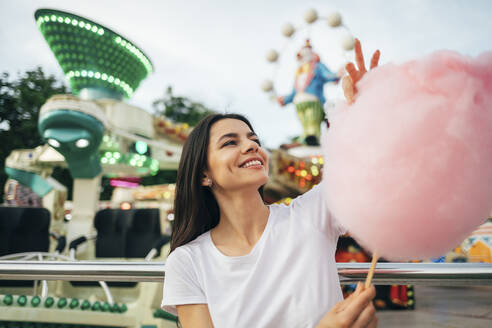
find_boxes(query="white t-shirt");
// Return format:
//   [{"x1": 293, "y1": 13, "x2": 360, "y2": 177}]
[{"x1": 161, "y1": 182, "x2": 346, "y2": 328}]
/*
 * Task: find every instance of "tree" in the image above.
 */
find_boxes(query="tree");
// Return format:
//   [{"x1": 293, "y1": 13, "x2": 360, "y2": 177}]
[
  {"x1": 0, "y1": 67, "x2": 68, "y2": 200},
  {"x1": 152, "y1": 86, "x2": 215, "y2": 126}
]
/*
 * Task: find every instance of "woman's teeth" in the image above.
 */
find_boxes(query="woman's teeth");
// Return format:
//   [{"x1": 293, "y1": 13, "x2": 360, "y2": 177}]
[{"x1": 241, "y1": 160, "x2": 262, "y2": 168}]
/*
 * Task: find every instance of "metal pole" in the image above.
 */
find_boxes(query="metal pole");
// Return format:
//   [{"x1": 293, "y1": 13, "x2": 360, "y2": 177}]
[
  {"x1": 336, "y1": 262, "x2": 492, "y2": 286},
  {"x1": 0, "y1": 261, "x2": 165, "y2": 283},
  {"x1": 0, "y1": 261, "x2": 491, "y2": 286}
]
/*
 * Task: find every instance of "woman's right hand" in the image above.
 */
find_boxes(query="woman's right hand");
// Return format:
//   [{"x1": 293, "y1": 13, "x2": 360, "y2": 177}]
[
  {"x1": 317, "y1": 282, "x2": 378, "y2": 328},
  {"x1": 342, "y1": 39, "x2": 380, "y2": 105}
]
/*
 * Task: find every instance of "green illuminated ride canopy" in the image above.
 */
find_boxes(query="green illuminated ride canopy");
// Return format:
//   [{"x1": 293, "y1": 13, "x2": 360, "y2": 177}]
[{"x1": 35, "y1": 8, "x2": 154, "y2": 99}]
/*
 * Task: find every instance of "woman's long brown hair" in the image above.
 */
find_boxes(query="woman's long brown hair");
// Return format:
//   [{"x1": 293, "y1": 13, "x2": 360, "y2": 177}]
[{"x1": 170, "y1": 113, "x2": 263, "y2": 253}]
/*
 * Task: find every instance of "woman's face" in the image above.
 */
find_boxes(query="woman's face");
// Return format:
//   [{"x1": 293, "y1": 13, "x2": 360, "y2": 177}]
[{"x1": 205, "y1": 118, "x2": 269, "y2": 191}]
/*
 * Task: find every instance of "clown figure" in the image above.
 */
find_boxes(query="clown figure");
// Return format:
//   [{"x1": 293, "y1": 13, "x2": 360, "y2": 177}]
[{"x1": 278, "y1": 40, "x2": 340, "y2": 145}]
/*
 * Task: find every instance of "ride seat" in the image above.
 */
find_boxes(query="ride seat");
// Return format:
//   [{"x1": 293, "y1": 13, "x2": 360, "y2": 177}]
[
  {"x1": 71, "y1": 208, "x2": 165, "y2": 288},
  {"x1": 0, "y1": 206, "x2": 50, "y2": 256},
  {"x1": 0, "y1": 206, "x2": 51, "y2": 287},
  {"x1": 94, "y1": 209, "x2": 131, "y2": 258},
  {"x1": 125, "y1": 209, "x2": 162, "y2": 258}
]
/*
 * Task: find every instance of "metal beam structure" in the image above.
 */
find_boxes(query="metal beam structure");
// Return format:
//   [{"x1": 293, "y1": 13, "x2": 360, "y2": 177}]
[{"x1": 0, "y1": 261, "x2": 491, "y2": 286}]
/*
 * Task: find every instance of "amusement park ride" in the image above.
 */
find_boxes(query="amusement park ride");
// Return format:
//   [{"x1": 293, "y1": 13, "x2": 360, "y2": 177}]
[
  {"x1": 0, "y1": 6, "x2": 491, "y2": 328},
  {"x1": 0, "y1": 8, "x2": 185, "y2": 328}
]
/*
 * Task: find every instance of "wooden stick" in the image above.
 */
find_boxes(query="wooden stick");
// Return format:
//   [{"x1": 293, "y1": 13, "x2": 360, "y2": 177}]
[{"x1": 365, "y1": 251, "x2": 379, "y2": 289}]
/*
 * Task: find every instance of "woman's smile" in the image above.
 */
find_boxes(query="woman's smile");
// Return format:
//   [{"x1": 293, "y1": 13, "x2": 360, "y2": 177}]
[{"x1": 239, "y1": 157, "x2": 264, "y2": 169}]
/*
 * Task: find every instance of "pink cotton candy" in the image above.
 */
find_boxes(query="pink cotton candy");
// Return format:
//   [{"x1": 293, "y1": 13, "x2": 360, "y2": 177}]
[{"x1": 323, "y1": 50, "x2": 492, "y2": 261}]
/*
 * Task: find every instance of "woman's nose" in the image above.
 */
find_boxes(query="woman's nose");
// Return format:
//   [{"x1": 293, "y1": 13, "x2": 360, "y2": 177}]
[{"x1": 242, "y1": 139, "x2": 258, "y2": 153}]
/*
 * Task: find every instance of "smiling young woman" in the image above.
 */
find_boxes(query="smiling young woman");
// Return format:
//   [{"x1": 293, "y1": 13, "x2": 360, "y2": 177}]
[{"x1": 162, "y1": 40, "x2": 379, "y2": 328}]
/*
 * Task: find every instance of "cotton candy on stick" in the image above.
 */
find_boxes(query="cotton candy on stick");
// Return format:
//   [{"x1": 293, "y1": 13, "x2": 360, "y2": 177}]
[{"x1": 324, "y1": 50, "x2": 492, "y2": 262}]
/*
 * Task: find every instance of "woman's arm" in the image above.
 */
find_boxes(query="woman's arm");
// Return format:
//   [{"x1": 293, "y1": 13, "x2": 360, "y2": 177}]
[{"x1": 177, "y1": 304, "x2": 214, "y2": 328}]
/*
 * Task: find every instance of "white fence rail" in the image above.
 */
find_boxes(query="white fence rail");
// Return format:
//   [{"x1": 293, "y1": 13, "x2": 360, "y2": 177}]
[{"x1": 0, "y1": 261, "x2": 491, "y2": 286}]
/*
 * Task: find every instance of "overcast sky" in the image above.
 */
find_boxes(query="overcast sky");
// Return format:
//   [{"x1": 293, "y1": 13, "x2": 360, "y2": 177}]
[{"x1": 1, "y1": 0, "x2": 491, "y2": 148}]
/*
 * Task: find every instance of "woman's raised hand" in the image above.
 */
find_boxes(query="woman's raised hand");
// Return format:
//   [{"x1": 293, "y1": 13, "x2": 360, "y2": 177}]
[
  {"x1": 342, "y1": 39, "x2": 380, "y2": 104},
  {"x1": 316, "y1": 282, "x2": 378, "y2": 328}
]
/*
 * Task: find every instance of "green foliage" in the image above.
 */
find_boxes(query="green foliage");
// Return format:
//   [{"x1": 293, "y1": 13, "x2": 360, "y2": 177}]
[
  {"x1": 153, "y1": 86, "x2": 215, "y2": 126},
  {"x1": 0, "y1": 67, "x2": 68, "y2": 200}
]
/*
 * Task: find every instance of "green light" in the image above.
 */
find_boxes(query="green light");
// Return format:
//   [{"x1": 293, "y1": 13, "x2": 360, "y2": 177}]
[
  {"x1": 35, "y1": 9, "x2": 154, "y2": 99},
  {"x1": 114, "y1": 36, "x2": 153, "y2": 74},
  {"x1": 135, "y1": 141, "x2": 148, "y2": 155},
  {"x1": 31, "y1": 296, "x2": 41, "y2": 307},
  {"x1": 69, "y1": 298, "x2": 79, "y2": 309},
  {"x1": 3, "y1": 294, "x2": 13, "y2": 305},
  {"x1": 91, "y1": 301, "x2": 101, "y2": 311},
  {"x1": 17, "y1": 295, "x2": 27, "y2": 306},
  {"x1": 44, "y1": 296, "x2": 54, "y2": 308},
  {"x1": 120, "y1": 303, "x2": 127, "y2": 313},
  {"x1": 102, "y1": 302, "x2": 110, "y2": 312},
  {"x1": 111, "y1": 303, "x2": 120, "y2": 313},
  {"x1": 81, "y1": 300, "x2": 91, "y2": 310},
  {"x1": 57, "y1": 297, "x2": 68, "y2": 308}
]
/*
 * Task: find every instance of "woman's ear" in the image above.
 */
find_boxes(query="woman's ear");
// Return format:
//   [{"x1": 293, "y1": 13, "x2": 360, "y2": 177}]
[{"x1": 201, "y1": 174, "x2": 212, "y2": 187}]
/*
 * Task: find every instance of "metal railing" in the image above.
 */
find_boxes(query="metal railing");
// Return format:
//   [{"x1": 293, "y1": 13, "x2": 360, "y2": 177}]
[{"x1": 0, "y1": 261, "x2": 491, "y2": 286}]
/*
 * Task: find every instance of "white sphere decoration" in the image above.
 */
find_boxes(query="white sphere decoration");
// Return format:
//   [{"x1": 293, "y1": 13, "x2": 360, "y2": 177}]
[
  {"x1": 327, "y1": 12, "x2": 342, "y2": 27},
  {"x1": 261, "y1": 80, "x2": 274, "y2": 92},
  {"x1": 266, "y1": 49, "x2": 279, "y2": 62},
  {"x1": 281, "y1": 23, "x2": 295, "y2": 37},
  {"x1": 342, "y1": 34, "x2": 355, "y2": 51},
  {"x1": 304, "y1": 9, "x2": 318, "y2": 24}
]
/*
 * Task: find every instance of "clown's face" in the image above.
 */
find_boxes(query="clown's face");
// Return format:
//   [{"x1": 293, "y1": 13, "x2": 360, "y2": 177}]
[{"x1": 298, "y1": 47, "x2": 315, "y2": 65}]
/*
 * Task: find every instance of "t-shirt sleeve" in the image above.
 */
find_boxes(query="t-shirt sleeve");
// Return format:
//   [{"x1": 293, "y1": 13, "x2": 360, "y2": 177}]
[
  {"x1": 290, "y1": 179, "x2": 347, "y2": 240},
  {"x1": 161, "y1": 247, "x2": 207, "y2": 316}
]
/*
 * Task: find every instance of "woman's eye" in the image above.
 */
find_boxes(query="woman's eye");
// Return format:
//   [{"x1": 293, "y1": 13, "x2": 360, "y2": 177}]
[{"x1": 223, "y1": 140, "x2": 236, "y2": 147}]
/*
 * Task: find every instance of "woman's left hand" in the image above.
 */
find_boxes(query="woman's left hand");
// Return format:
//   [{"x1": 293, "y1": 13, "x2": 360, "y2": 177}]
[
  {"x1": 342, "y1": 39, "x2": 380, "y2": 104},
  {"x1": 316, "y1": 282, "x2": 378, "y2": 328}
]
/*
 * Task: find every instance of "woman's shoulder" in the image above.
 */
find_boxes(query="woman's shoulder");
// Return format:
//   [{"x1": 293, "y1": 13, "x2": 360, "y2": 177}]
[
  {"x1": 289, "y1": 181, "x2": 325, "y2": 209},
  {"x1": 168, "y1": 231, "x2": 211, "y2": 263}
]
